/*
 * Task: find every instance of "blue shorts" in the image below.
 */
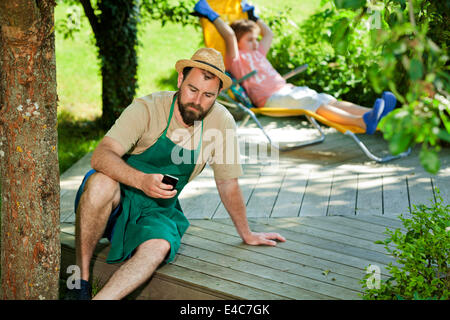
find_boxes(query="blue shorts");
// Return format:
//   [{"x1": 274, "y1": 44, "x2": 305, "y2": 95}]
[{"x1": 74, "y1": 169, "x2": 122, "y2": 242}]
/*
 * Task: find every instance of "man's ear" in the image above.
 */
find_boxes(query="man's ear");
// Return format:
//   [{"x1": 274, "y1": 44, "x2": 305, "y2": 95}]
[{"x1": 177, "y1": 72, "x2": 184, "y2": 89}]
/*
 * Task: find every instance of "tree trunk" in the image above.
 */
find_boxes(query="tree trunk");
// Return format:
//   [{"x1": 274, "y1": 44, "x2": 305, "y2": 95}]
[
  {"x1": 0, "y1": 0, "x2": 60, "y2": 299},
  {"x1": 81, "y1": 0, "x2": 139, "y2": 129}
]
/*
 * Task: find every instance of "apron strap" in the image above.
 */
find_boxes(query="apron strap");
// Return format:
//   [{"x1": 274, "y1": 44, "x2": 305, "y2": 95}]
[
  {"x1": 163, "y1": 94, "x2": 177, "y2": 137},
  {"x1": 193, "y1": 120, "x2": 203, "y2": 164}
]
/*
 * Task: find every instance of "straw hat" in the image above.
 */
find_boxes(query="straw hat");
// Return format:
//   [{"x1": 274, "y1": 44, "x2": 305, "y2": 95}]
[{"x1": 175, "y1": 48, "x2": 232, "y2": 90}]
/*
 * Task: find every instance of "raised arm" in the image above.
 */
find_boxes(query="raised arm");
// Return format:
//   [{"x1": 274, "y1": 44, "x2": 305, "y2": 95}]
[
  {"x1": 241, "y1": 2, "x2": 273, "y2": 54},
  {"x1": 212, "y1": 17, "x2": 239, "y2": 61},
  {"x1": 194, "y1": 0, "x2": 239, "y2": 61},
  {"x1": 256, "y1": 19, "x2": 273, "y2": 55}
]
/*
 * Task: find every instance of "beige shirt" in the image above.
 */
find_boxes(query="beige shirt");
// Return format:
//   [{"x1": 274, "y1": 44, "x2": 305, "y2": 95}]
[{"x1": 105, "y1": 91, "x2": 243, "y2": 182}]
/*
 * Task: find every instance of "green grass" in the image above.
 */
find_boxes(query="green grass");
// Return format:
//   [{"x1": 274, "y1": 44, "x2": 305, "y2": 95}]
[{"x1": 57, "y1": 111, "x2": 105, "y2": 173}]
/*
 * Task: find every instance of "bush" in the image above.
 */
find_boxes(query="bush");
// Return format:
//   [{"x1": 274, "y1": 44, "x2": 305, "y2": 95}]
[
  {"x1": 361, "y1": 192, "x2": 450, "y2": 300},
  {"x1": 263, "y1": 6, "x2": 380, "y2": 108},
  {"x1": 326, "y1": 0, "x2": 450, "y2": 174}
]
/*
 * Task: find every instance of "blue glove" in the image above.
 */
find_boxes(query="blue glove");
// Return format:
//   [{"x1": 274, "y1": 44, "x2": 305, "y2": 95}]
[
  {"x1": 193, "y1": 0, "x2": 219, "y2": 22},
  {"x1": 241, "y1": 0, "x2": 259, "y2": 22}
]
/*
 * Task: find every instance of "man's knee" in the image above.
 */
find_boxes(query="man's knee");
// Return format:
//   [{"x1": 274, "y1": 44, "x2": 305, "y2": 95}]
[
  {"x1": 136, "y1": 239, "x2": 171, "y2": 263},
  {"x1": 81, "y1": 172, "x2": 120, "y2": 209}
]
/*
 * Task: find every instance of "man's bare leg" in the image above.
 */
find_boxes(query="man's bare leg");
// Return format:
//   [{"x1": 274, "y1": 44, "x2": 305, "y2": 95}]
[
  {"x1": 75, "y1": 172, "x2": 121, "y2": 281},
  {"x1": 92, "y1": 239, "x2": 170, "y2": 300}
]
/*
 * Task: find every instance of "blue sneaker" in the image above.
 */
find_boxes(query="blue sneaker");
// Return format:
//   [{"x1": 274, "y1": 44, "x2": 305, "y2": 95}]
[
  {"x1": 380, "y1": 91, "x2": 396, "y2": 118},
  {"x1": 363, "y1": 98, "x2": 385, "y2": 134},
  {"x1": 65, "y1": 279, "x2": 92, "y2": 300},
  {"x1": 193, "y1": 0, "x2": 219, "y2": 22}
]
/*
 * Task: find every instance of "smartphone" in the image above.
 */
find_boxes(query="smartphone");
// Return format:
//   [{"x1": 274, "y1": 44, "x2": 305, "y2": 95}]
[{"x1": 162, "y1": 174, "x2": 179, "y2": 189}]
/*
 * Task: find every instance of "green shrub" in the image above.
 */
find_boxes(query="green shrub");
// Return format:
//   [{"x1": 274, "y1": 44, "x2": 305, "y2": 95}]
[
  {"x1": 361, "y1": 192, "x2": 450, "y2": 300},
  {"x1": 263, "y1": 6, "x2": 380, "y2": 108},
  {"x1": 326, "y1": 0, "x2": 450, "y2": 174}
]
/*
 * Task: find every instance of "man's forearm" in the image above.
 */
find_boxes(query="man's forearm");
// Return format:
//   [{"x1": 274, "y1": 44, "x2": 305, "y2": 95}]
[
  {"x1": 91, "y1": 145, "x2": 145, "y2": 190},
  {"x1": 215, "y1": 178, "x2": 252, "y2": 241},
  {"x1": 215, "y1": 178, "x2": 286, "y2": 246}
]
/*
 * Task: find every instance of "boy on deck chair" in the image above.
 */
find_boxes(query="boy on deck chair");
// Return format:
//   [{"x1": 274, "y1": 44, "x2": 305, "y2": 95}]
[{"x1": 194, "y1": 0, "x2": 396, "y2": 134}]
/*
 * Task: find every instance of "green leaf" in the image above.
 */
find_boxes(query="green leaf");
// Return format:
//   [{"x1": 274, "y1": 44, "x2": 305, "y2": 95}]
[
  {"x1": 334, "y1": 0, "x2": 366, "y2": 10},
  {"x1": 330, "y1": 18, "x2": 351, "y2": 55},
  {"x1": 408, "y1": 58, "x2": 424, "y2": 80},
  {"x1": 419, "y1": 147, "x2": 440, "y2": 174},
  {"x1": 437, "y1": 129, "x2": 450, "y2": 142},
  {"x1": 389, "y1": 132, "x2": 412, "y2": 155}
]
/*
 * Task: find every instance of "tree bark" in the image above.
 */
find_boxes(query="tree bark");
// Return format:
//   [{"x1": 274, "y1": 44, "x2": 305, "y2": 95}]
[
  {"x1": 0, "y1": 0, "x2": 60, "y2": 299},
  {"x1": 81, "y1": 0, "x2": 139, "y2": 129}
]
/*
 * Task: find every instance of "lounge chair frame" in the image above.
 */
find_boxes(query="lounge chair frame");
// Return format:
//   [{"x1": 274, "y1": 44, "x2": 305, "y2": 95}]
[{"x1": 219, "y1": 70, "x2": 411, "y2": 162}]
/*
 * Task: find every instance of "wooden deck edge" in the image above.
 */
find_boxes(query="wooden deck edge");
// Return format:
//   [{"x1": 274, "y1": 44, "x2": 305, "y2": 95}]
[{"x1": 60, "y1": 232, "x2": 236, "y2": 300}]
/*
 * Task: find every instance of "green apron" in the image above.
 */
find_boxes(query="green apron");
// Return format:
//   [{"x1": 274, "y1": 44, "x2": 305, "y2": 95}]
[{"x1": 106, "y1": 94, "x2": 203, "y2": 264}]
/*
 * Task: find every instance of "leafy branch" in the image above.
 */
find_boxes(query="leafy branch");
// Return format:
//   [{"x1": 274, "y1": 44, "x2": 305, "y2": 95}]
[{"x1": 328, "y1": 0, "x2": 450, "y2": 174}]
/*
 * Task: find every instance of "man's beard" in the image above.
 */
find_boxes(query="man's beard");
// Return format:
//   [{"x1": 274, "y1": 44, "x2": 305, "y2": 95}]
[{"x1": 178, "y1": 93, "x2": 215, "y2": 126}]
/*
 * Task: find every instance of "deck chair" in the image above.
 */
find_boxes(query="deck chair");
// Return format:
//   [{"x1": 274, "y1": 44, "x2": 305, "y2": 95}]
[{"x1": 197, "y1": 0, "x2": 412, "y2": 162}]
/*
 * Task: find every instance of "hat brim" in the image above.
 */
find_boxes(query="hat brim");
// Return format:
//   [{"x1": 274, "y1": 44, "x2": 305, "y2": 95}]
[{"x1": 175, "y1": 59, "x2": 232, "y2": 90}]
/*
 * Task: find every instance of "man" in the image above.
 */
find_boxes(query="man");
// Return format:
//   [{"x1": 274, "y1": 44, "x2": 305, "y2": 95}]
[{"x1": 68, "y1": 48, "x2": 286, "y2": 300}]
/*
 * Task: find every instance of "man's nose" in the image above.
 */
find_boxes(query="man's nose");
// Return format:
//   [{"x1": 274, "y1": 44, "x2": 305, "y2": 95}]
[{"x1": 193, "y1": 92, "x2": 202, "y2": 105}]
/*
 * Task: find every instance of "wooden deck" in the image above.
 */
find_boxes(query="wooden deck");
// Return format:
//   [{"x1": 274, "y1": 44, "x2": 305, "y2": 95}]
[{"x1": 59, "y1": 114, "x2": 450, "y2": 299}]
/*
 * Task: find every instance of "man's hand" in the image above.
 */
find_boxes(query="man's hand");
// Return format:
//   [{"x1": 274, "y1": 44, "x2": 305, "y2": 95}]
[
  {"x1": 243, "y1": 232, "x2": 286, "y2": 246},
  {"x1": 138, "y1": 173, "x2": 177, "y2": 199}
]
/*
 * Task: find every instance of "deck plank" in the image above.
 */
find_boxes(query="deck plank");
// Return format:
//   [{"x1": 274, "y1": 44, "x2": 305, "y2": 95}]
[
  {"x1": 285, "y1": 216, "x2": 387, "y2": 242},
  {"x1": 155, "y1": 264, "x2": 284, "y2": 300},
  {"x1": 324, "y1": 215, "x2": 396, "y2": 235},
  {"x1": 382, "y1": 173, "x2": 410, "y2": 217},
  {"x1": 327, "y1": 168, "x2": 357, "y2": 216},
  {"x1": 178, "y1": 242, "x2": 360, "y2": 299},
  {"x1": 186, "y1": 222, "x2": 388, "y2": 283},
  {"x1": 299, "y1": 169, "x2": 333, "y2": 216},
  {"x1": 271, "y1": 165, "x2": 310, "y2": 218},
  {"x1": 186, "y1": 222, "x2": 388, "y2": 291},
  {"x1": 433, "y1": 171, "x2": 450, "y2": 207},
  {"x1": 407, "y1": 173, "x2": 435, "y2": 210},
  {"x1": 245, "y1": 164, "x2": 286, "y2": 218},
  {"x1": 346, "y1": 215, "x2": 405, "y2": 231},
  {"x1": 181, "y1": 233, "x2": 364, "y2": 292},
  {"x1": 172, "y1": 255, "x2": 331, "y2": 299},
  {"x1": 213, "y1": 172, "x2": 261, "y2": 218},
  {"x1": 179, "y1": 166, "x2": 221, "y2": 219},
  {"x1": 247, "y1": 218, "x2": 392, "y2": 258},
  {"x1": 190, "y1": 219, "x2": 392, "y2": 274},
  {"x1": 355, "y1": 172, "x2": 383, "y2": 216}
]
